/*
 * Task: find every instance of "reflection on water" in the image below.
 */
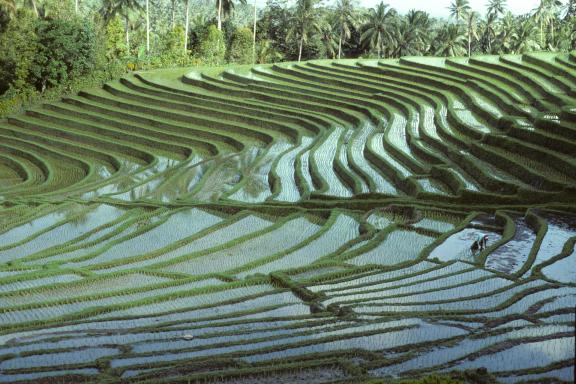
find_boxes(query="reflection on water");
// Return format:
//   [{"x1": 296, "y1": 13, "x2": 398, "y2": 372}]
[
  {"x1": 429, "y1": 228, "x2": 502, "y2": 263},
  {"x1": 485, "y1": 217, "x2": 536, "y2": 274}
]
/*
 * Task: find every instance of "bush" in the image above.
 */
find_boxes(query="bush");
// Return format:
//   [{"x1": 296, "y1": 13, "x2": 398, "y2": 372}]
[
  {"x1": 0, "y1": 9, "x2": 37, "y2": 94},
  {"x1": 227, "y1": 27, "x2": 253, "y2": 64},
  {"x1": 105, "y1": 16, "x2": 128, "y2": 60},
  {"x1": 196, "y1": 24, "x2": 226, "y2": 65},
  {"x1": 28, "y1": 17, "x2": 97, "y2": 92}
]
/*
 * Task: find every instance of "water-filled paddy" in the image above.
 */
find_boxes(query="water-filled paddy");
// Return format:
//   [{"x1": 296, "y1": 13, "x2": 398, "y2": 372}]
[{"x1": 0, "y1": 53, "x2": 575, "y2": 383}]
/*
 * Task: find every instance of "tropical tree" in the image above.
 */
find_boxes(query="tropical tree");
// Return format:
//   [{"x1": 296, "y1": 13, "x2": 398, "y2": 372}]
[
  {"x1": 216, "y1": 0, "x2": 247, "y2": 30},
  {"x1": 252, "y1": 0, "x2": 257, "y2": 63},
  {"x1": 479, "y1": 12, "x2": 498, "y2": 53},
  {"x1": 145, "y1": 0, "x2": 150, "y2": 53},
  {"x1": 486, "y1": 0, "x2": 506, "y2": 18},
  {"x1": 564, "y1": 0, "x2": 576, "y2": 19},
  {"x1": 319, "y1": 22, "x2": 338, "y2": 58},
  {"x1": 183, "y1": 0, "x2": 190, "y2": 54},
  {"x1": 334, "y1": 0, "x2": 357, "y2": 59},
  {"x1": 286, "y1": 0, "x2": 321, "y2": 62},
  {"x1": 435, "y1": 23, "x2": 466, "y2": 56},
  {"x1": 465, "y1": 10, "x2": 479, "y2": 56},
  {"x1": 448, "y1": 0, "x2": 470, "y2": 24},
  {"x1": 99, "y1": 0, "x2": 143, "y2": 54},
  {"x1": 20, "y1": 0, "x2": 40, "y2": 18},
  {"x1": 360, "y1": 2, "x2": 396, "y2": 58},
  {"x1": 256, "y1": 39, "x2": 283, "y2": 63},
  {"x1": 512, "y1": 18, "x2": 540, "y2": 53},
  {"x1": 405, "y1": 9, "x2": 432, "y2": 54},
  {"x1": 0, "y1": 0, "x2": 17, "y2": 18},
  {"x1": 497, "y1": 11, "x2": 517, "y2": 53},
  {"x1": 532, "y1": 0, "x2": 562, "y2": 47},
  {"x1": 390, "y1": 18, "x2": 420, "y2": 57}
]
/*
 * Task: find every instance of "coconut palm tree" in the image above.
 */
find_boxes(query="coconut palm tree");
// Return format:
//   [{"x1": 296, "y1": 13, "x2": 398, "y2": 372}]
[
  {"x1": 390, "y1": 18, "x2": 421, "y2": 57},
  {"x1": 21, "y1": 0, "x2": 39, "y2": 17},
  {"x1": 145, "y1": 0, "x2": 150, "y2": 53},
  {"x1": 486, "y1": 0, "x2": 506, "y2": 18},
  {"x1": 184, "y1": 0, "x2": 190, "y2": 54},
  {"x1": 286, "y1": 0, "x2": 321, "y2": 62},
  {"x1": 360, "y1": 2, "x2": 396, "y2": 59},
  {"x1": 448, "y1": 0, "x2": 470, "y2": 24},
  {"x1": 512, "y1": 18, "x2": 540, "y2": 53},
  {"x1": 532, "y1": 0, "x2": 562, "y2": 47},
  {"x1": 435, "y1": 23, "x2": 466, "y2": 56},
  {"x1": 405, "y1": 9, "x2": 432, "y2": 54},
  {"x1": 465, "y1": 10, "x2": 479, "y2": 56},
  {"x1": 319, "y1": 22, "x2": 338, "y2": 58},
  {"x1": 334, "y1": 0, "x2": 357, "y2": 59},
  {"x1": 252, "y1": 0, "x2": 257, "y2": 63},
  {"x1": 216, "y1": 0, "x2": 247, "y2": 30},
  {"x1": 0, "y1": 0, "x2": 17, "y2": 18},
  {"x1": 564, "y1": 0, "x2": 576, "y2": 19},
  {"x1": 497, "y1": 11, "x2": 517, "y2": 53},
  {"x1": 100, "y1": 0, "x2": 143, "y2": 54}
]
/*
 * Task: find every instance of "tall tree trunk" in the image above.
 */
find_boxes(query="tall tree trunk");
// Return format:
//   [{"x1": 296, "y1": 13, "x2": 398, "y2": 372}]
[
  {"x1": 125, "y1": 16, "x2": 130, "y2": 54},
  {"x1": 31, "y1": 0, "x2": 39, "y2": 17},
  {"x1": 217, "y1": 0, "x2": 222, "y2": 30},
  {"x1": 75, "y1": 0, "x2": 78, "y2": 14},
  {"x1": 298, "y1": 35, "x2": 304, "y2": 62},
  {"x1": 468, "y1": 27, "x2": 471, "y2": 57},
  {"x1": 338, "y1": 31, "x2": 342, "y2": 59},
  {"x1": 146, "y1": 0, "x2": 150, "y2": 54},
  {"x1": 540, "y1": 20, "x2": 543, "y2": 46},
  {"x1": 377, "y1": 31, "x2": 381, "y2": 59},
  {"x1": 252, "y1": 0, "x2": 257, "y2": 64},
  {"x1": 184, "y1": 0, "x2": 190, "y2": 54}
]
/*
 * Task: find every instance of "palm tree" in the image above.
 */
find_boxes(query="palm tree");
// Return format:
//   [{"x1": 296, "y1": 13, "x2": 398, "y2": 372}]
[
  {"x1": 564, "y1": 0, "x2": 576, "y2": 20},
  {"x1": 170, "y1": 0, "x2": 177, "y2": 29},
  {"x1": 334, "y1": 0, "x2": 357, "y2": 59},
  {"x1": 405, "y1": 10, "x2": 432, "y2": 54},
  {"x1": 145, "y1": 0, "x2": 150, "y2": 54},
  {"x1": 0, "y1": 0, "x2": 17, "y2": 18},
  {"x1": 497, "y1": 11, "x2": 517, "y2": 53},
  {"x1": 216, "y1": 0, "x2": 247, "y2": 30},
  {"x1": 319, "y1": 22, "x2": 338, "y2": 58},
  {"x1": 480, "y1": 12, "x2": 498, "y2": 53},
  {"x1": 465, "y1": 10, "x2": 479, "y2": 56},
  {"x1": 532, "y1": 0, "x2": 561, "y2": 47},
  {"x1": 21, "y1": 0, "x2": 39, "y2": 17},
  {"x1": 486, "y1": 0, "x2": 506, "y2": 18},
  {"x1": 390, "y1": 19, "x2": 420, "y2": 57},
  {"x1": 252, "y1": 0, "x2": 257, "y2": 63},
  {"x1": 360, "y1": 2, "x2": 396, "y2": 59},
  {"x1": 184, "y1": 0, "x2": 190, "y2": 54},
  {"x1": 512, "y1": 18, "x2": 540, "y2": 53},
  {"x1": 448, "y1": 0, "x2": 470, "y2": 24},
  {"x1": 100, "y1": 0, "x2": 143, "y2": 54},
  {"x1": 286, "y1": 0, "x2": 321, "y2": 62},
  {"x1": 435, "y1": 24, "x2": 466, "y2": 56}
]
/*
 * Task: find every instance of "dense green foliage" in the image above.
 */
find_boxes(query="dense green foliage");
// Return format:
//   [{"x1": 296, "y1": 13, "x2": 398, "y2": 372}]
[{"x1": 0, "y1": 0, "x2": 575, "y2": 105}]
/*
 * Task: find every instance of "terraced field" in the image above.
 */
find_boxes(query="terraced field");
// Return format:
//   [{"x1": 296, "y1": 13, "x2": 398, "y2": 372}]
[{"x1": 0, "y1": 52, "x2": 575, "y2": 383}]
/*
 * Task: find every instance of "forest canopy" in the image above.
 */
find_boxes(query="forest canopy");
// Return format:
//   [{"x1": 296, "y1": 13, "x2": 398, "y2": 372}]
[{"x1": 1, "y1": 0, "x2": 575, "y2": 113}]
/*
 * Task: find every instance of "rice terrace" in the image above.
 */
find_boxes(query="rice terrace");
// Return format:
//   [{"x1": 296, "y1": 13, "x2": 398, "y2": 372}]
[{"x1": 1, "y1": 0, "x2": 576, "y2": 382}]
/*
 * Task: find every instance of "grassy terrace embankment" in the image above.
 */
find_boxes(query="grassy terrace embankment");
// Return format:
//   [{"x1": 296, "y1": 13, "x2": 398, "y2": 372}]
[{"x1": 0, "y1": 53, "x2": 574, "y2": 383}]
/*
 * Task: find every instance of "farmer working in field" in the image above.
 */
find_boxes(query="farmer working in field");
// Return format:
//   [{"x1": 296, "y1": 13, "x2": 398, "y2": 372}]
[{"x1": 471, "y1": 234, "x2": 488, "y2": 253}]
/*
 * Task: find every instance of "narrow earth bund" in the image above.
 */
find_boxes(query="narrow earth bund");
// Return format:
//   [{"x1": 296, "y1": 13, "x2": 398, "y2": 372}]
[{"x1": 0, "y1": 53, "x2": 575, "y2": 383}]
